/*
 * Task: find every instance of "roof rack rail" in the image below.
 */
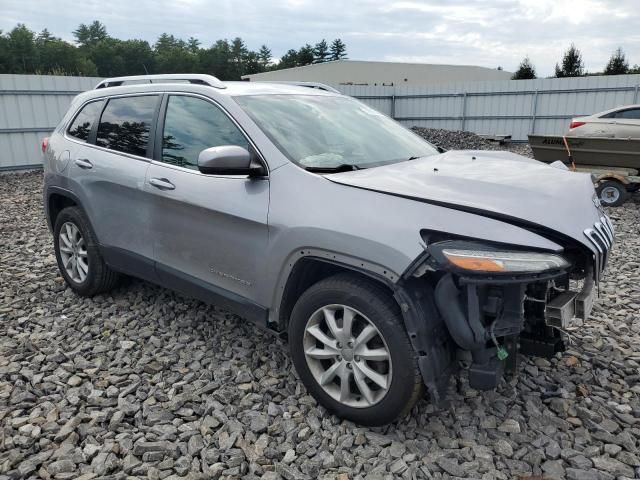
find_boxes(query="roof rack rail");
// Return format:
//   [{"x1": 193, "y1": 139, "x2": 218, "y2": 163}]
[
  {"x1": 95, "y1": 74, "x2": 226, "y2": 90},
  {"x1": 258, "y1": 81, "x2": 340, "y2": 93}
]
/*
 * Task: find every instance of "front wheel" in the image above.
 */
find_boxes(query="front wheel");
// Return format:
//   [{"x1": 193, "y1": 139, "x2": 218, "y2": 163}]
[{"x1": 288, "y1": 273, "x2": 424, "y2": 425}]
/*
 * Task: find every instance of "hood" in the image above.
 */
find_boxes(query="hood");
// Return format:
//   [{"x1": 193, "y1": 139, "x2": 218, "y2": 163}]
[{"x1": 327, "y1": 150, "x2": 604, "y2": 250}]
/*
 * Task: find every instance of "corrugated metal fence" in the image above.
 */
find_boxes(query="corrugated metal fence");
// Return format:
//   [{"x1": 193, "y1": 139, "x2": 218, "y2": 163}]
[
  {"x1": 0, "y1": 74, "x2": 100, "y2": 171},
  {"x1": 1, "y1": 73, "x2": 640, "y2": 170},
  {"x1": 338, "y1": 74, "x2": 640, "y2": 141}
]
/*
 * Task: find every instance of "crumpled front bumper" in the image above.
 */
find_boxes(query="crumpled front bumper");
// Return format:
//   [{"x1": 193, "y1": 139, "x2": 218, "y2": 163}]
[{"x1": 544, "y1": 274, "x2": 595, "y2": 328}]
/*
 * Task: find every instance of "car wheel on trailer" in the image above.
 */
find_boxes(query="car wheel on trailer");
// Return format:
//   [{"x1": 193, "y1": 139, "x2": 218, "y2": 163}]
[
  {"x1": 288, "y1": 273, "x2": 424, "y2": 426},
  {"x1": 596, "y1": 180, "x2": 628, "y2": 207}
]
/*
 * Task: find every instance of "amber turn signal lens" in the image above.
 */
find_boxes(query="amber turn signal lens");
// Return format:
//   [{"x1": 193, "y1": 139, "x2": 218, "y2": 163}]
[
  {"x1": 444, "y1": 255, "x2": 506, "y2": 272},
  {"x1": 441, "y1": 248, "x2": 569, "y2": 273}
]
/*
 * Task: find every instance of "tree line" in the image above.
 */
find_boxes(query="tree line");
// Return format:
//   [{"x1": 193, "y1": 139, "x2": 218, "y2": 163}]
[
  {"x1": 512, "y1": 44, "x2": 640, "y2": 80},
  {"x1": 0, "y1": 21, "x2": 348, "y2": 79},
  {"x1": 2, "y1": 22, "x2": 638, "y2": 82}
]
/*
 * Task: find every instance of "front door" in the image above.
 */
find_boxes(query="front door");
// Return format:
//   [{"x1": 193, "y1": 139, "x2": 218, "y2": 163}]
[{"x1": 144, "y1": 94, "x2": 270, "y2": 319}]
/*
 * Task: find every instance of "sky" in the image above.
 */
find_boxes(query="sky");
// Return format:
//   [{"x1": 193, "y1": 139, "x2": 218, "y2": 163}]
[{"x1": 1, "y1": 0, "x2": 639, "y2": 76}]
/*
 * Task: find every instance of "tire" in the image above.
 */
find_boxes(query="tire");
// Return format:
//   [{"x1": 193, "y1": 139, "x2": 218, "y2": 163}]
[
  {"x1": 288, "y1": 273, "x2": 424, "y2": 425},
  {"x1": 596, "y1": 180, "x2": 628, "y2": 207},
  {"x1": 53, "y1": 206, "x2": 119, "y2": 296}
]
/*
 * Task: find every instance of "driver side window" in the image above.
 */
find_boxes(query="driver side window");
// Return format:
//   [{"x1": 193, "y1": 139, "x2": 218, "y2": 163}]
[{"x1": 161, "y1": 95, "x2": 248, "y2": 170}]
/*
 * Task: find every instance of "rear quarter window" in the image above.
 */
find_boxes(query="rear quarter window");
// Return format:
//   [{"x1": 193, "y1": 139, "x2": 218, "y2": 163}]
[
  {"x1": 615, "y1": 108, "x2": 640, "y2": 119},
  {"x1": 67, "y1": 100, "x2": 105, "y2": 141}
]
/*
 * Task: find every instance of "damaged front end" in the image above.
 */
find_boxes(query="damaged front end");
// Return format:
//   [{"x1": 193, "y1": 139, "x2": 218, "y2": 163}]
[{"x1": 398, "y1": 219, "x2": 614, "y2": 400}]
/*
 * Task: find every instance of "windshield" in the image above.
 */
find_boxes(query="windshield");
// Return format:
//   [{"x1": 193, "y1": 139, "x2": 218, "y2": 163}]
[{"x1": 234, "y1": 94, "x2": 438, "y2": 169}]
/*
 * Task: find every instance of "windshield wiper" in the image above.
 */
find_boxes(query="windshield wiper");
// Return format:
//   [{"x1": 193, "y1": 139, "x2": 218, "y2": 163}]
[
  {"x1": 304, "y1": 164, "x2": 363, "y2": 173},
  {"x1": 406, "y1": 148, "x2": 446, "y2": 162}
]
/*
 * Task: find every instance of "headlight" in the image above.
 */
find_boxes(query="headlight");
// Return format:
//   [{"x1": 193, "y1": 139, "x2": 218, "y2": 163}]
[{"x1": 441, "y1": 248, "x2": 569, "y2": 273}]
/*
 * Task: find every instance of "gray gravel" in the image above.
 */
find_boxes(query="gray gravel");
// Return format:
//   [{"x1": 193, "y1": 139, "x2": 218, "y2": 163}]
[
  {"x1": 1, "y1": 167, "x2": 639, "y2": 480},
  {"x1": 411, "y1": 127, "x2": 534, "y2": 158}
]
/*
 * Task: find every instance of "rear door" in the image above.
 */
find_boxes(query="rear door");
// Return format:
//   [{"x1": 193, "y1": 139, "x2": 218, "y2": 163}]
[
  {"x1": 67, "y1": 94, "x2": 160, "y2": 279},
  {"x1": 144, "y1": 94, "x2": 269, "y2": 317},
  {"x1": 610, "y1": 108, "x2": 640, "y2": 138}
]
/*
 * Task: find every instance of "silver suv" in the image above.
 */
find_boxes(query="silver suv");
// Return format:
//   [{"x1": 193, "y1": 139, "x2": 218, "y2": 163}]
[{"x1": 43, "y1": 74, "x2": 613, "y2": 425}]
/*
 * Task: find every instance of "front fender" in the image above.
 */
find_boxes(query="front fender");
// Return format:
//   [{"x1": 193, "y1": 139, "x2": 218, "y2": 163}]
[{"x1": 261, "y1": 164, "x2": 564, "y2": 310}]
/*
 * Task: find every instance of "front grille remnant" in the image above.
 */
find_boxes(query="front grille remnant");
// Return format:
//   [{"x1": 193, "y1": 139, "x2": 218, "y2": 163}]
[{"x1": 583, "y1": 215, "x2": 614, "y2": 282}]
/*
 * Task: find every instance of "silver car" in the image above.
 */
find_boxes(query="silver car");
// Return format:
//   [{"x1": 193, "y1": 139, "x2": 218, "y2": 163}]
[
  {"x1": 568, "y1": 104, "x2": 640, "y2": 138},
  {"x1": 43, "y1": 74, "x2": 613, "y2": 426}
]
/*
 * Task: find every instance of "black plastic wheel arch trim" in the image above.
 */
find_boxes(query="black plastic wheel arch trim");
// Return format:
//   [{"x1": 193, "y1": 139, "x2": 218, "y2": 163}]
[{"x1": 393, "y1": 276, "x2": 457, "y2": 403}]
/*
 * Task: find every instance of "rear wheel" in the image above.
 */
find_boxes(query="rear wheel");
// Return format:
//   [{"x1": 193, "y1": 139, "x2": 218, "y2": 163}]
[
  {"x1": 596, "y1": 180, "x2": 628, "y2": 207},
  {"x1": 53, "y1": 206, "x2": 119, "y2": 296},
  {"x1": 288, "y1": 273, "x2": 424, "y2": 425}
]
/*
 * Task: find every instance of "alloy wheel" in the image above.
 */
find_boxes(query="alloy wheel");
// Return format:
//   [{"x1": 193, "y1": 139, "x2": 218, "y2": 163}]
[
  {"x1": 303, "y1": 304, "x2": 392, "y2": 408},
  {"x1": 58, "y1": 221, "x2": 89, "y2": 283}
]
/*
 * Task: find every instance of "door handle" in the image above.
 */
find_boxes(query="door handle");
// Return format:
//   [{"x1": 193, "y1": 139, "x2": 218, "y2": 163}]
[
  {"x1": 149, "y1": 177, "x2": 176, "y2": 190},
  {"x1": 75, "y1": 158, "x2": 93, "y2": 169}
]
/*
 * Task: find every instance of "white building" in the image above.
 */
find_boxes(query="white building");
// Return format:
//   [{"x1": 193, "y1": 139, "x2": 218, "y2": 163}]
[{"x1": 242, "y1": 60, "x2": 512, "y2": 86}]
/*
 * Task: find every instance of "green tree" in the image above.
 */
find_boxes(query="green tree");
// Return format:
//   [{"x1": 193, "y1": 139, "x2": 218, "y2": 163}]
[
  {"x1": 36, "y1": 28, "x2": 56, "y2": 43},
  {"x1": 631, "y1": 64, "x2": 640, "y2": 74},
  {"x1": 153, "y1": 33, "x2": 198, "y2": 74},
  {"x1": 329, "y1": 38, "x2": 347, "y2": 61},
  {"x1": 199, "y1": 39, "x2": 233, "y2": 79},
  {"x1": 227, "y1": 37, "x2": 249, "y2": 78},
  {"x1": 118, "y1": 40, "x2": 154, "y2": 75},
  {"x1": 0, "y1": 21, "x2": 331, "y2": 79},
  {"x1": 7, "y1": 24, "x2": 37, "y2": 73},
  {"x1": 231, "y1": 37, "x2": 248, "y2": 61},
  {"x1": 88, "y1": 39, "x2": 126, "y2": 76},
  {"x1": 0, "y1": 31, "x2": 10, "y2": 73},
  {"x1": 244, "y1": 51, "x2": 263, "y2": 75},
  {"x1": 604, "y1": 47, "x2": 629, "y2": 75},
  {"x1": 511, "y1": 56, "x2": 536, "y2": 79},
  {"x1": 187, "y1": 37, "x2": 200, "y2": 54},
  {"x1": 75, "y1": 57, "x2": 99, "y2": 76},
  {"x1": 87, "y1": 38, "x2": 154, "y2": 76},
  {"x1": 555, "y1": 44, "x2": 584, "y2": 78},
  {"x1": 258, "y1": 45, "x2": 272, "y2": 68},
  {"x1": 313, "y1": 39, "x2": 329, "y2": 63},
  {"x1": 298, "y1": 44, "x2": 314, "y2": 65},
  {"x1": 73, "y1": 21, "x2": 108, "y2": 48},
  {"x1": 276, "y1": 49, "x2": 298, "y2": 69},
  {"x1": 37, "y1": 38, "x2": 97, "y2": 75}
]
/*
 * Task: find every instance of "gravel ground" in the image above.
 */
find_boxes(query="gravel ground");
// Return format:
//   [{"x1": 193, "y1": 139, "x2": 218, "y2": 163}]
[
  {"x1": 1, "y1": 164, "x2": 639, "y2": 480},
  {"x1": 411, "y1": 127, "x2": 534, "y2": 158}
]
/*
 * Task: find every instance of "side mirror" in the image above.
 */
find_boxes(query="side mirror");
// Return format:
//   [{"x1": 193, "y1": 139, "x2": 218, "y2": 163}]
[{"x1": 197, "y1": 145, "x2": 266, "y2": 176}]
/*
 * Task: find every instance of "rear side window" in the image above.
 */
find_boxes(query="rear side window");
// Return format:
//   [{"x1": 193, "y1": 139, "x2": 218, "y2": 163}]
[
  {"x1": 96, "y1": 95, "x2": 158, "y2": 157},
  {"x1": 67, "y1": 100, "x2": 104, "y2": 141},
  {"x1": 161, "y1": 95, "x2": 248, "y2": 169},
  {"x1": 615, "y1": 108, "x2": 640, "y2": 119}
]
